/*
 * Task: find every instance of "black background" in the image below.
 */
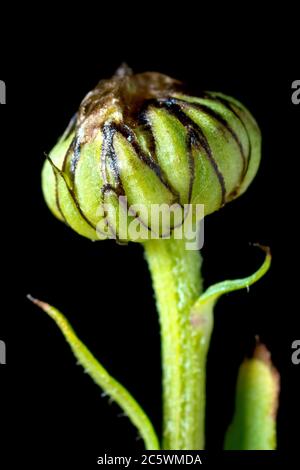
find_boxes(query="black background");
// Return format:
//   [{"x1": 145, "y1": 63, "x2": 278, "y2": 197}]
[{"x1": 0, "y1": 16, "x2": 299, "y2": 466}]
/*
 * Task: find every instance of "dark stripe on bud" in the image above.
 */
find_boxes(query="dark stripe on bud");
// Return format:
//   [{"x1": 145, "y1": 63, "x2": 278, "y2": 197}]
[{"x1": 150, "y1": 98, "x2": 226, "y2": 206}]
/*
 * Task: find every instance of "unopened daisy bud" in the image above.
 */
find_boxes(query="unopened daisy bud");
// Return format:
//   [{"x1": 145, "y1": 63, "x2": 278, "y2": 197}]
[{"x1": 42, "y1": 65, "x2": 261, "y2": 242}]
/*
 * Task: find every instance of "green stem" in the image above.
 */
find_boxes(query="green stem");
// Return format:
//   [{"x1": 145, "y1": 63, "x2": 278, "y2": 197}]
[{"x1": 144, "y1": 238, "x2": 212, "y2": 450}]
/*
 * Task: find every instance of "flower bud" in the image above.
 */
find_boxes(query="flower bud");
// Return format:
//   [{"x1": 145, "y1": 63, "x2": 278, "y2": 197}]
[{"x1": 42, "y1": 65, "x2": 261, "y2": 242}]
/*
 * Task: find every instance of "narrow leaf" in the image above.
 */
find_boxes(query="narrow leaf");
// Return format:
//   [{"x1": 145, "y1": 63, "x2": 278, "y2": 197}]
[{"x1": 28, "y1": 295, "x2": 160, "y2": 450}]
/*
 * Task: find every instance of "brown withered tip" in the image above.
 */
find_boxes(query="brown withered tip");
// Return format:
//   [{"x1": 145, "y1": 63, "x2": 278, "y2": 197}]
[
  {"x1": 252, "y1": 243, "x2": 272, "y2": 258},
  {"x1": 252, "y1": 339, "x2": 280, "y2": 416},
  {"x1": 253, "y1": 340, "x2": 272, "y2": 364},
  {"x1": 27, "y1": 294, "x2": 49, "y2": 312},
  {"x1": 75, "y1": 65, "x2": 184, "y2": 142}
]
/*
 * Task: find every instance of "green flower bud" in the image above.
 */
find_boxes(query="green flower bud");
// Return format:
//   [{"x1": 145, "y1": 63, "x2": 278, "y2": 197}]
[{"x1": 42, "y1": 65, "x2": 261, "y2": 242}]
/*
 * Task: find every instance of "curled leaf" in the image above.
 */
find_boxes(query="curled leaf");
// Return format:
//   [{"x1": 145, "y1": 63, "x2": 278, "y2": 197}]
[{"x1": 195, "y1": 245, "x2": 271, "y2": 310}]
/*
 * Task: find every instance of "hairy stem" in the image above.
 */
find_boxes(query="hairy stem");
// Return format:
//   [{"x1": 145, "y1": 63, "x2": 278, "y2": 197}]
[{"x1": 144, "y1": 238, "x2": 211, "y2": 450}]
